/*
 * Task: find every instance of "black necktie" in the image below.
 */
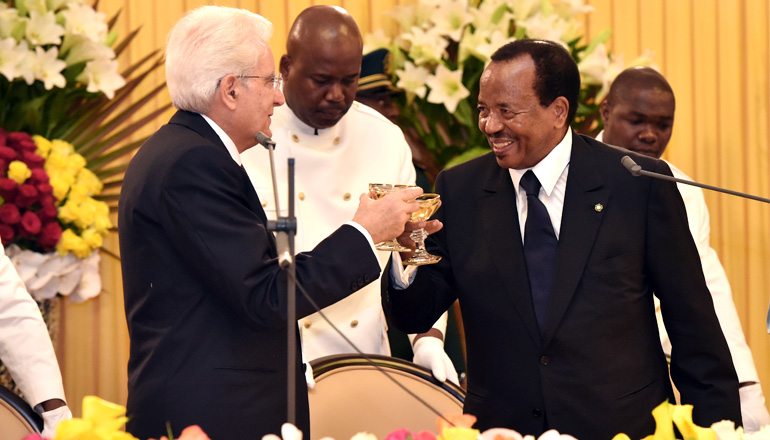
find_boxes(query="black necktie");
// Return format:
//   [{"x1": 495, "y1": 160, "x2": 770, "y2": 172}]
[{"x1": 520, "y1": 170, "x2": 557, "y2": 332}]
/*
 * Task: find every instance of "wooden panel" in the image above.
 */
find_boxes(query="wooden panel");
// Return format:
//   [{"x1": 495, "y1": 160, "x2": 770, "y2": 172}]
[{"x1": 610, "y1": 0, "x2": 639, "y2": 60}]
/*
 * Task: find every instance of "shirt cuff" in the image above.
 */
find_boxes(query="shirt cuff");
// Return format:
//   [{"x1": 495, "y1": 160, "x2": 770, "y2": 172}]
[{"x1": 389, "y1": 251, "x2": 417, "y2": 289}]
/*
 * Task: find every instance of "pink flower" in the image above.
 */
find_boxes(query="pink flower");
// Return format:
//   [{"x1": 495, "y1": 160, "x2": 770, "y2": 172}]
[
  {"x1": 19, "y1": 211, "x2": 42, "y2": 236},
  {"x1": 0, "y1": 203, "x2": 21, "y2": 224},
  {"x1": 386, "y1": 428, "x2": 412, "y2": 440},
  {"x1": 38, "y1": 222, "x2": 62, "y2": 249},
  {"x1": 21, "y1": 433, "x2": 47, "y2": 440},
  {"x1": 413, "y1": 431, "x2": 437, "y2": 440},
  {"x1": 0, "y1": 224, "x2": 14, "y2": 244},
  {"x1": 151, "y1": 425, "x2": 212, "y2": 440}
]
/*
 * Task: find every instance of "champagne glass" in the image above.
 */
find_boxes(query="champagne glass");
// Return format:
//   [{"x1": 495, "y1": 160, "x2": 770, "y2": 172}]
[
  {"x1": 369, "y1": 183, "x2": 412, "y2": 252},
  {"x1": 403, "y1": 193, "x2": 442, "y2": 266}
]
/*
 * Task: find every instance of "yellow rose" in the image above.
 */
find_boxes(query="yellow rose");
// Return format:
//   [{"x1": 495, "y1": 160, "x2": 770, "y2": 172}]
[
  {"x1": 76, "y1": 168, "x2": 104, "y2": 195},
  {"x1": 44, "y1": 152, "x2": 67, "y2": 172},
  {"x1": 93, "y1": 201, "x2": 113, "y2": 230},
  {"x1": 82, "y1": 228, "x2": 103, "y2": 249},
  {"x1": 7, "y1": 160, "x2": 31, "y2": 184},
  {"x1": 438, "y1": 427, "x2": 479, "y2": 440},
  {"x1": 68, "y1": 183, "x2": 89, "y2": 204},
  {"x1": 58, "y1": 200, "x2": 80, "y2": 224},
  {"x1": 672, "y1": 405, "x2": 716, "y2": 440},
  {"x1": 50, "y1": 139, "x2": 75, "y2": 158},
  {"x1": 33, "y1": 135, "x2": 52, "y2": 158},
  {"x1": 75, "y1": 198, "x2": 97, "y2": 229},
  {"x1": 66, "y1": 153, "x2": 87, "y2": 173},
  {"x1": 57, "y1": 229, "x2": 91, "y2": 258},
  {"x1": 50, "y1": 174, "x2": 74, "y2": 202}
]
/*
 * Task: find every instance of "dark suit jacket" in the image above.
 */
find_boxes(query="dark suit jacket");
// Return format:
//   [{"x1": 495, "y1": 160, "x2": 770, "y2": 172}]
[
  {"x1": 384, "y1": 132, "x2": 740, "y2": 440},
  {"x1": 119, "y1": 110, "x2": 381, "y2": 439}
]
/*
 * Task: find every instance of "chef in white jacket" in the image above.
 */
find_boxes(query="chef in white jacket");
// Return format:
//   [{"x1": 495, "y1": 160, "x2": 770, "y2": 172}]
[
  {"x1": 241, "y1": 5, "x2": 457, "y2": 385},
  {"x1": 0, "y1": 242, "x2": 72, "y2": 436}
]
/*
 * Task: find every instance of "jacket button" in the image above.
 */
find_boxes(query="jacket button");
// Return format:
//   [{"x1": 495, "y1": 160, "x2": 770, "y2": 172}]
[
  {"x1": 298, "y1": 192, "x2": 305, "y2": 201},
  {"x1": 262, "y1": 200, "x2": 268, "y2": 207},
  {"x1": 333, "y1": 136, "x2": 341, "y2": 145},
  {"x1": 303, "y1": 320, "x2": 312, "y2": 329},
  {"x1": 533, "y1": 408, "x2": 542, "y2": 417},
  {"x1": 343, "y1": 192, "x2": 351, "y2": 201},
  {"x1": 350, "y1": 320, "x2": 359, "y2": 328},
  {"x1": 540, "y1": 355, "x2": 550, "y2": 366},
  {"x1": 291, "y1": 134, "x2": 299, "y2": 142}
]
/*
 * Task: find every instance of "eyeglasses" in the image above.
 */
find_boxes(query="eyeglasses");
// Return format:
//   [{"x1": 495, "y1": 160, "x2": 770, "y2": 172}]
[{"x1": 216, "y1": 74, "x2": 283, "y2": 91}]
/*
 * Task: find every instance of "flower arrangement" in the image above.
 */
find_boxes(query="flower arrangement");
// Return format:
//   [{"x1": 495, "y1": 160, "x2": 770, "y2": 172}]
[
  {"x1": 0, "y1": 0, "x2": 168, "y2": 301},
  {"x1": 363, "y1": 0, "x2": 654, "y2": 168}
]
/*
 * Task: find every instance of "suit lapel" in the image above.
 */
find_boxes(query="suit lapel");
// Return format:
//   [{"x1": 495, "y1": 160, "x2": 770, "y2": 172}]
[
  {"x1": 542, "y1": 133, "x2": 610, "y2": 344},
  {"x1": 477, "y1": 158, "x2": 542, "y2": 346}
]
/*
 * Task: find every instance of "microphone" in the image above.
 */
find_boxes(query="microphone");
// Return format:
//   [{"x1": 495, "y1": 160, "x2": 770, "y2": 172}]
[
  {"x1": 255, "y1": 131, "x2": 276, "y2": 149},
  {"x1": 621, "y1": 155, "x2": 770, "y2": 203}
]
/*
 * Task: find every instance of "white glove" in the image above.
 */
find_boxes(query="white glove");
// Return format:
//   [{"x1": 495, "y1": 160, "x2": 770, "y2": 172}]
[
  {"x1": 304, "y1": 361, "x2": 316, "y2": 390},
  {"x1": 412, "y1": 336, "x2": 459, "y2": 385},
  {"x1": 41, "y1": 405, "x2": 72, "y2": 438},
  {"x1": 740, "y1": 383, "x2": 770, "y2": 432}
]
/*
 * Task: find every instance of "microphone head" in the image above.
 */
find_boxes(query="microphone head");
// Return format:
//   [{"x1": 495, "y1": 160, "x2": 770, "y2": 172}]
[
  {"x1": 255, "y1": 132, "x2": 276, "y2": 149},
  {"x1": 621, "y1": 155, "x2": 643, "y2": 177}
]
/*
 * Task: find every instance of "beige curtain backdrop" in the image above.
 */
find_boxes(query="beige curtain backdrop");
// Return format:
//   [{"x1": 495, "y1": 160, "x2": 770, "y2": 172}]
[{"x1": 57, "y1": 0, "x2": 770, "y2": 417}]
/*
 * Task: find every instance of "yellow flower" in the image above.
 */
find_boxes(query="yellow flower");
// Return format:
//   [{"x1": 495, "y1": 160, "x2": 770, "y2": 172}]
[
  {"x1": 82, "y1": 228, "x2": 103, "y2": 249},
  {"x1": 66, "y1": 153, "x2": 87, "y2": 173},
  {"x1": 58, "y1": 200, "x2": 80, "y2": 224},
  {"x1": 7, "y1": 160, "x2": 32, "y2": 184},
  {"x1": 50, "y1": 139, "x2": 75, "y2": 158},
  {"x1": 57, "y1": 229, "x2": 91, "y2": 258},
  {"x1": 77, "y1": 168, "x2": 104, "y2": 195},
  {"x1": 34, "y1": 135, "x2": 53, "y2": 158},
  {"x1": 68, "y1": 183, "x2": 90, "y2": 204},
  {"x1": 55, "y1": 395, "x2": 138, "y2": 440},
  {"x1": 49, "y1": 172, "x2": 76, "y2": 201},
  {"x1": 612, "y1": 435, "x2": 632, "y2": 440},
  {"x1": 647, "y1": 400, "x2": 676, "y2": 440},
  {"x1": 672, "y1": 404, "x2": 716, "y2": 440},
  {"x1": 439, "y1": 427, "x2": 479, "y2": 440}
]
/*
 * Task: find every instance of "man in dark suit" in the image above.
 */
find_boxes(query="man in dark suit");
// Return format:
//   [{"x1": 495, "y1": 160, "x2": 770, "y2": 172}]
[
  {"x1": 118, "y1": 6, "x2": 421, "y2": 440},
  {"x1": 384, "y1": 39, "x2": 741, "y2": 440}
]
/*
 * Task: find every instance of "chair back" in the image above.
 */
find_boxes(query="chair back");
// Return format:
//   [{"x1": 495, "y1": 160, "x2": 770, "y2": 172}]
[
  {"x1": 0, "y1": 384, "x2": 43, "y2": 440},
  {"x1": 308, "y1": 354, "x2": 465, "y2": 440}
]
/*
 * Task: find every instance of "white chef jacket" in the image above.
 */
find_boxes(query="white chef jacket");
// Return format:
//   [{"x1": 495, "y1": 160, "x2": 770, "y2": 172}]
[
  {"x1": 0, "y1": 243, "x2": 68, "y2": 409},
  {"x1": 242, "y1": 101, "x2": 425, "y2": 360}
]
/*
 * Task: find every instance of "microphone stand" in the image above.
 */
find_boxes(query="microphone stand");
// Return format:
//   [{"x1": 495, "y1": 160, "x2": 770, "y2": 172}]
[
  {"x1": 255, "y1": 132, "x2": 298, "y2": 425},
  {"x1": 621, "y1": 155, "x2": 770, "y2": 204}
]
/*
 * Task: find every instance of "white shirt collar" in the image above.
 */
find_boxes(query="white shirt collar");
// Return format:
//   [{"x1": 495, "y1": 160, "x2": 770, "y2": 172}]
[
  {"x1": 201, "y1": 113, "x2": 242, "y2": 166},
  {"x1": 509, "y1": 129, "x2": 572, "y2": 196}
]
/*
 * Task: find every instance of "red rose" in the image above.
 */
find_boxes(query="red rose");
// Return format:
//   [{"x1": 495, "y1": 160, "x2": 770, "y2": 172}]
[
  {"x1": 14, "y1": 184, "x2": 39, "y2": 208},
  {"x1": 0, "y1": 146, "x2": 17, "y2": 161},
  {"x1": 0, "y1": 224, "x2": 13, "y2": 245},
  {"x1": 0, "y1": 178, "x2": 17, "y2": 191},
  {"x1": 38, "y1": 221, "x2": 62, "y2": 249},
  {"x1": 30, "y1": 168, "x2": 50, "y2": 183},
  {"x1": 37, "y1": 182, "x2": 53, "y2": 195},
  {"x1": 0, "y1": 159, "x2": 5, "y2": 172},
  {"x1": 19, "y1": 211, "x2": 41, "y2": 237},
  {"x1": 21, "y1": 151, "x2": 45, "y2": 168},
  {"x1": 6, "y1": 132, "x2": 35, "y2": 150},
  {"x1": 38, "y1": 203, "x2": 58, "y2": 222},
  {"x1": 0, "y1": 203, "x2": 21, "y2": 224}
]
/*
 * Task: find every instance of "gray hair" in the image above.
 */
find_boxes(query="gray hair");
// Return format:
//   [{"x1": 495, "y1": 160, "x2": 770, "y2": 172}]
[{"x1": 165, "y1": 6, "x2": 273, "y2": 113}]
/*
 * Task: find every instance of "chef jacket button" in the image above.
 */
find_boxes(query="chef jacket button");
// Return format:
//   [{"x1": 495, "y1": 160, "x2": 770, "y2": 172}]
[
  {"x1": 532, "y1": 408, "x2": 542, "y2": 417},
  {"x1": 333, "y1": 136, "x2": 341, "y2": 145},
  {"x1": 343, "y1": 192, "x2": 351, "y2": 201},
  {"x1": 292, "y1": 134, "x2": 299, "y2": 142},
  {"x1": 540, "y1": 355, "x2": 550, "y2": 366},
  {"x1": 350, "y1": 320, "x2": 359, "y2": 328},
  {"x1": 303, "y1": 320, "x2": 312, "y2": 329},
  {"x1": 262, "y1": 200, "x2": 268, "y2": 207},
  {"x1": 298, "y1": 192, "x2": 305, "y2": 201}
]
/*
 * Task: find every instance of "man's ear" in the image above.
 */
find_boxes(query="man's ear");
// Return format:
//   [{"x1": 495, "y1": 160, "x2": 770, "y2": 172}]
[
  {"x1": 279, "y1": 54, "x2": 291, "y2": 80},
  {"x1": 217, "y1": 74, "x2": 238, "y2": 110},
  {"x1": 552, "y1": 96, "x2": 569, "y2": 128},
  {"x1": 599, "y1": 99, "x2": 611, "y2": 125}
]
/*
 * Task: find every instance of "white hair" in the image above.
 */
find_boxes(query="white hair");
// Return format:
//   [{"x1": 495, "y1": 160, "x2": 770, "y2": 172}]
[{"x1": 165, "y1": 6, "x2": 273, "y2": 113}]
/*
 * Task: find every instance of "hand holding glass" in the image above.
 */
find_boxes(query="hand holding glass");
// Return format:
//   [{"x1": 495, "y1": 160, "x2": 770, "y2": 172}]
[
  {"x1": 368, "y1": 183, "x2": 413, "y2": 252},
  {"x1": 403, "y1": 193, "x2": 442, "y2": 266}
]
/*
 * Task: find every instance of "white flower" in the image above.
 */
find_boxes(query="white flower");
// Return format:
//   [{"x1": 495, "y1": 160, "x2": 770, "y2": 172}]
[
  {"x1": 430, "y1": 0, "x2": 472, "y2": 42},
  {"x1": 578, "y1": 42, "x2": 609, "y2": 86},
  {"x1": 33, "y1": 45, "x2": 66, "y2": 89},
  {"x1": 61, "y1": 3, "x2": 108, "y2": 44},
  {"x1": 426, "y1": 64, "x2": 470, "y2": 113},
  {"x1": 0, "y1": 5, "x2": 21, "y2": 39},
  {"x1": 470, "y1": 1, "x2": 513, "y2": 36},
  {"x1": 395, "y1": 61, "x2": 430, "y2": 99},
  {"x1": 77, "y1": 57, "x2": 125, "y2": 99},
  {"x1": 476, "y1": 30, "x2": 517, "y2": 62},
  {"x1": 712, "y1": 420, "x2": 742, "y2": 440},
  {"x1": 403, "y1": 25, "x2": 447, "y2": 66},
  {"x1": 23, "y1": 0, "x2": 49, "y2": 16},
  {"x1": 62, "y1": 33, "x2": 115, "y2": 66},
  {"x1": 519, "y1": 13, "x2": 571, "y2": 47},
  {"x1": 0, "y1": 37, "x2": 28, "y2": 80},
  {"x1": 363, "y1": 29, "x2": 392, "y2": 54},
  {"x1": 70, "y1": 249, "x2": 102, "y2": 302},
  {"x1": 350, "y1": 433, "x2": 377, "y2": 440},
  {"x1": 552, "y1": 0, "x2": 594, "y2": 20},
  {"x1": 262, "y1": 423, "x2": 303, "y2": 440},
  {"x1": 510, "y1": 0, "x2": 541, "y2": 23},
  {"x1": 24, "y1": 10, "x2": 64, "y2": 46},
  {"x1": 458, "y1": 27, "x2": 492, "y2": 64},
  {"x1": 480, "y1": 428, "x2": 524, "y2": 440},
  {"x1": 536, "y1": 430, "x2": 578, "y2": 440},
  {"x1": 5, "y1": 244, "x2": 98, "y2": 302}
]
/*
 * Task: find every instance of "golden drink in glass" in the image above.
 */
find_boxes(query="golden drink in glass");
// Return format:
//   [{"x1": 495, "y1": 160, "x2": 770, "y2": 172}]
[{"x1": 404, "y1": 193, "x2": 442, "y2": 266}]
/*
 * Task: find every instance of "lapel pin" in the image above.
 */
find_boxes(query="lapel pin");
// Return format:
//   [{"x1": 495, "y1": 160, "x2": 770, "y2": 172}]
[{"x1": 594, "y1": 203, "x2": 604, "y2": 212}]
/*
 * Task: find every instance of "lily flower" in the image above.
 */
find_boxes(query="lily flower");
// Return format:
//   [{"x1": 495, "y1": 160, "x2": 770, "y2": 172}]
[
  {"x1": 32, "y1": 45, "x2": 66, "y2": 90},
  {"x1": 425, "y1": 64, "x2": 470, "y2": 114},
  {"x1": 395, "y1": 61, "x2": 431, "y2": 99},
  {"x1": 24, "y1": 10, "x2": 64, "y2": 46},
  {"x1": 77, "y1": 58, "x2": 126, "y2": 99}
]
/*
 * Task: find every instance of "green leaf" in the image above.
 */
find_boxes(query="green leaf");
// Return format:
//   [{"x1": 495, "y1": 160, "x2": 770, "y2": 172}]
[
  {"x1": 453, "y1": 99, "x2": 474, "y2": 129},
  {"x1": 584, "y1": 29, "x2": 612, "y2": 57},
  {"x1": 443, "y1": 146, "x2": 490, "y2": 169}
]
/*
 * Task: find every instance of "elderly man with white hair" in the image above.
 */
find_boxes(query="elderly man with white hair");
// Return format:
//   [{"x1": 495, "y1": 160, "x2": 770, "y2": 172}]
[{"x1": 118, "y1": 6, "x2": 424, "y2": 439}]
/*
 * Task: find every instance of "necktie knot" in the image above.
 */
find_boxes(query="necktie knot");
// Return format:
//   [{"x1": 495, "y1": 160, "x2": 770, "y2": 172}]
[{"x1": 521, "y1": 170, "x2": 542, "y2": 197}]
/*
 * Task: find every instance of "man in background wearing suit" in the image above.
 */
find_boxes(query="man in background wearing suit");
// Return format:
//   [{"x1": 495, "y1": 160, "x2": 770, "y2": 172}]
[
  {"x1": 384, "y1": 39, "x2": 741, "y2": 439},
  {"x1": 119, "y1": 6, "x2": 421, "y2": 439},
  {"x1": 599, "y1": 66, "x2": 770, "y2": 432}
]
